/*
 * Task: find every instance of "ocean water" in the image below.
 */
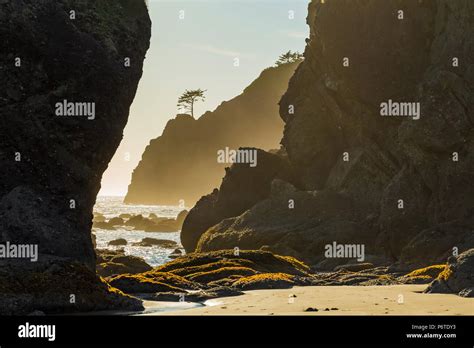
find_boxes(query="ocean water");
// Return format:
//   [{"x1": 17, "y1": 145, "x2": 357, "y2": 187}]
[{"x1": 93, "y1": 196, "x2": 187, "y2": 266}]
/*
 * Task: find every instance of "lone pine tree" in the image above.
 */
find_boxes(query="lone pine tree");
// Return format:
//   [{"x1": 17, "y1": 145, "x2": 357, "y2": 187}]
[
  {"x1": 275, "y1": 50, "x2": 303, "y2": 66},
  {"x1": 177, "y1": 89, "x2": 206, "y2": 117}
]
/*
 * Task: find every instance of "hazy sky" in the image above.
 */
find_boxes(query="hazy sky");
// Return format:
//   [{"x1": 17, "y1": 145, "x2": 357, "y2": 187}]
[{"x1": 99, "y1": 0, "x2": 309, "y2": 196}]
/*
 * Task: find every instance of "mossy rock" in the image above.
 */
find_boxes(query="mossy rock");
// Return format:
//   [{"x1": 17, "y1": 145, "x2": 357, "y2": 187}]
[
  {"x1": 208, "y1": 275, "x2": 246, "y2": 288},
  {"x1": 232, "y1": 273, "x2": 296, "y2": 290},
  {"x1": 105, "y1": 250, "x2": 316, "y2": 295},
  {"x1": 425, "y1": 249, "x2": 474, "y2": 297},
  {"x1": 398, "y1": 275, "x2": 433, "y2": 284},
  {"x1": 155, "y1": 250, "x2": 311, "y2": 276},
  {"x1": 165, "y1": 260, "x2": 255, "y2": 277},
  {"x1": 405, "y1": 265, "x2": 446, "y2": 278},
  {"x1": 0, "y1": 260, "x2": 143, "y2": 315},
  {"x1": 187, "y1": 266, "x2": 257, "y2": 283},
  {"x1": 397, "y1": 264, "x2": 446, "y2": 284},
  {"x1": 96, "y1": 251, "x2": 152, "y2": 277},
  {"x1": 96, "y1": 248, "x2": 125, "y2": 263},
  {"x1": 437, "y1": 266, "x2": 453, "y2": 281},
  {"x1": 358, "y1": 274, "x2": 400, "y2": 286},
  {"x1": 108, "y1": 271, "x2": 197, "y2": 293},
  {"x1": 140, "y1": 270, "x2": 198, "y2": 289}
]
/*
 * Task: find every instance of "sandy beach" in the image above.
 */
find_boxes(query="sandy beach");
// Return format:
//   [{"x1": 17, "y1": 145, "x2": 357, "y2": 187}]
[{"x1": 151, "y1": 285, "x2": 473, "y2": 316}]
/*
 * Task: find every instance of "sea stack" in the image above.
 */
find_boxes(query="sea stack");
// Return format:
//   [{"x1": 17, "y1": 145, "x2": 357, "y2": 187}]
[{"x1": 0, "y1": 0, "x2": 151, "y2": 314}]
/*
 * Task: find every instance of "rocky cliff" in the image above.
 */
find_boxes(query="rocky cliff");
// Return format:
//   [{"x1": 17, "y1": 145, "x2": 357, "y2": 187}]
[
  {"x1": 124, "y1": 62, "x2": 300, "y2": 206},
  {"x1": 182, "y1": 0, "x2": 474, "y2": 270},
  {"x1": 0, "y1": 0, "x2": 151, "y2": 314}
]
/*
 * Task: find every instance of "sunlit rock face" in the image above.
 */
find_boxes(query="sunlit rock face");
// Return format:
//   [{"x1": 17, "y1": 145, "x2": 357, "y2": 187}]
[
  {"x1": 188, "y1": 0, "x2": 474, "y2": 268},
  {"x1": 124, "y1": 62, "x2": 299, "y2": 207},
  {"x1": 279, "y1": 0, "x2": 474, "y2": 264},
  {"x1": 0, "y1": 0, "x2": 151, "y2": 269}
]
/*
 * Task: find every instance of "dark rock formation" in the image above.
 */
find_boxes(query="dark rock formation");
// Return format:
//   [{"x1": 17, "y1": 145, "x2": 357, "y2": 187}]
[
  {"x1": 232, "y1": 273, "x2": 298, "y2": 290},
  {"x1": 124, "y1": 62, "x2": 300, "y2": 206},
  {"x1": 0, "y1": 257, "x2": 143, "y2": 315},
  {"x1": 107, "y1": 250, "x2": 315, "y2": 297},
  {"x1": 282, "y1": 0, "x2": 474, "y2": 264},
  {"x1": 397, "y1": 264, "x2": 446, "y2": 285},
  {"x1": 0, "y1": 0, "x2": 151, "y2": 313},
  {"x1": 425, "y1": 249, "x2": 474, "y2": 297},
  {"x1": 399, "y1": 217, "x2": 474, "y2": 268},
  {"x1": 121, "y1": 212, "x2": 187, "y2": 232},
  {"x1": 103, "y1": 250, "x2": 441, "y2": 300},
  {"x1": 169, "y1": 248, "x2": 183, "y2": 259},
  {"x1": 108, "y1": 272, "x2": 192, "y2": 294},
  {"x1": 96, "y1": 249, "x2": 152, "y2": 277},
  {"x1": 108, "y1": 217, "x2": 125, "y2": 226},
  {"x1": 156, "y1": 250, "x2": 312, "y2": 277},
  {"x1": 108, "y1": 238, "x2": 128, "y2": 246},
  {"x1": 181, "y1": 149, "x2": 298, "y2": 252},
  {"x1": 185, "y1": 0, "x2": 474, "y2": 267},
  {"x1": 195, "y1": 185, "x2": 372, "y2": 267},
  {"x1": 131, "y1": 238, "x2": 177, "y2": 248}
]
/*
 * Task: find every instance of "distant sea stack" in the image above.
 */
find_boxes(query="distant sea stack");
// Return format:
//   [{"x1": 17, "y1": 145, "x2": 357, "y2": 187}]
[
  {"x1": 182, "y1": 0, "x2": 474, "y2": 270},
  {"x1": 0, "y1": 0, "x2": 151, "y2": 314},
  {"x1": 124, "y1": 62, "x2": 300, "y2": 206}
]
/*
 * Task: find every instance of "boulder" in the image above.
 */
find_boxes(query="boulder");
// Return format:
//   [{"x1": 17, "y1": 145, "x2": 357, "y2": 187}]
[
  {"x1": 169, "y1": 248, "x2": 183, "y2": 259},
  {"x1": 181, "y1": 149, "x2": 299, "y2": 252},
  {"x1": 397, "y1": 265, "x2": 446, "y2": 285},
  {"x1": 108, "y1": 217, "x2": 125, "y2": 226},
  {"x1": 132, "y1": 238, "x2": 178, "y2": 248},
  {"x1": 155, "y1": 250, "x2": 312, "y2": 277},
  {"x1": 108, "y1": 238, "x2": 128, "y2": 246},
  {"x1": 93, "y1": 221, "x2": 115, "y2": 230},
  {"x1": 95, "y1": 248, "x2": 126, "y2": 264},
  {"x1": 108, "y1": 271, "x2": 197, "y2": 294},
  {"x1": 424, "y1": 249, "x2": 474, "y2": 297},
  {"x1": 93, "y1": 213, "x2": 106, "y2": 223},
  {"x1": 96, "y1": 249, "x2": 152, "y2": 277},
  {"x1": 125, "y1": 215, "x2": 149, "y2": 229},
  {"x1": 195, "y1": 188, "x2": 374, "y2": 266},
  {"x1": 107, "y1": 250, "x2": 315, "y2": 297},
  {"x1": 232, "y1": 273, "x2": 297, "y2": 290},
  {"x1": 0, "y1": 258, "x2": 143, "y2": 315}
]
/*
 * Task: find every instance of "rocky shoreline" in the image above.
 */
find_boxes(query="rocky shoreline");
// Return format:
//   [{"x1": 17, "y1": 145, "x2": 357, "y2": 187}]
[
  {"x1": 1, "y1": 0, "x2": 472, "y2": 316},
  {"x1": 92, "y1": 248, "x2": 473, "y2": 315},
  {"x1": 2, "y1": 240, "x2": 470, "y2": 315}
]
